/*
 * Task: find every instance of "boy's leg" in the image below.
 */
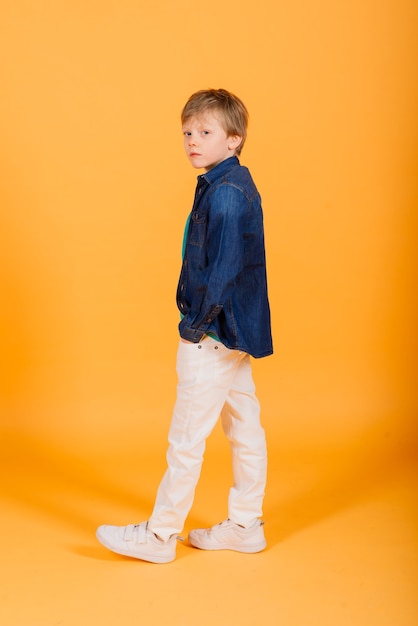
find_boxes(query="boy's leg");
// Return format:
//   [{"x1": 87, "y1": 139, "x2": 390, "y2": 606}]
[
  {"x1": 220, "y1": 354, "x2": 267, "y2": 526},
  {"x1": 148, "y1": 337, "x2": 246, "y2": 540},
  {"x1": 187, "y1": 355, "x2": 267, "y2": 553}
]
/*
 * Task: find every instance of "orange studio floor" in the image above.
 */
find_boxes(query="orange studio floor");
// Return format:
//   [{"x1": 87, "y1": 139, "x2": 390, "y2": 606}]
[{"x1": 0, "y1": 424, "x2": 417, "y2": 626}]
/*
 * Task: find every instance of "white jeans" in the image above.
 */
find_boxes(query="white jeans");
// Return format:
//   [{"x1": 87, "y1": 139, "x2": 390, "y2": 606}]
[{"x1": 148, "y1": 336, "x2": 267, "y2": 540}]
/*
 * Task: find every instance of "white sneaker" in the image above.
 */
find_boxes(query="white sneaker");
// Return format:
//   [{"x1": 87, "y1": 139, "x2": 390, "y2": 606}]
[
  {"x1": 96, "y1": 521, "x2": 177, "y2": 563},
  {"x1": 188, "y1": 519, "x2": 266, "y2": 553}
]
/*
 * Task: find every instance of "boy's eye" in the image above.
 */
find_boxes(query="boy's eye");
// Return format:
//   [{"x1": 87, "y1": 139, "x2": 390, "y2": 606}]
[
  {"x1": 202, "y1": 130, "x2": 210, "y2": 135},
  {"x1": 183, "y1": 131, "x2": 191, "y2": 136}
]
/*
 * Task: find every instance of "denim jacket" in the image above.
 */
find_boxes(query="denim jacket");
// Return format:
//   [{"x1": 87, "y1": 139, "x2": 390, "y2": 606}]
[{"x1": 177, "y1": 156, "x2": 273, "y2": 358}]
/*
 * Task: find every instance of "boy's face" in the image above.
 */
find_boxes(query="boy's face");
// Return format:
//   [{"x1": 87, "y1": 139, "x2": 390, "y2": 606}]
[{"x1": 182, "y1": 111, "x2": 242, "y2": 172}]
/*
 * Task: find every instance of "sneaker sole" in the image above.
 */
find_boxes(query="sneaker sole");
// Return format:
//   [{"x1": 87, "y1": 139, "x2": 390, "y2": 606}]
[{"x1": 188, "y1": 537, "x2": 266, "y2": 553}]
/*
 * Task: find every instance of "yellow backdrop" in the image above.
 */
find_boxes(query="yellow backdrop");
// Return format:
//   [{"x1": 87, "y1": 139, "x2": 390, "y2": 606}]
[{"x1": 0, "y1": 1, "x2": 417, "y2": 472}]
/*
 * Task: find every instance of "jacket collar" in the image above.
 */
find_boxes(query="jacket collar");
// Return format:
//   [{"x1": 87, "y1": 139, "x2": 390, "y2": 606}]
[{"x1": 198, "y1": 156, "x2": 240, "y2": 185}]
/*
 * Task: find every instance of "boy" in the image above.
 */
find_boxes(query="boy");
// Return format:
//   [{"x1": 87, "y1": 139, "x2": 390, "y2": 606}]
[{"x1": 96, "y1": 88, "x2": 273, "y2": 563}]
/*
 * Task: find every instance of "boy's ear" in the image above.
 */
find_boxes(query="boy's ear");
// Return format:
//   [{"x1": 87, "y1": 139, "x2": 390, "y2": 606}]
[{"x1": 228, "y1": 135, "x2": 243, "y2": 152}]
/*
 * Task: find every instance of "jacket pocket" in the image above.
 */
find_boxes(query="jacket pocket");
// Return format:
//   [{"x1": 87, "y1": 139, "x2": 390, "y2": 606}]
[{"x1": 189, "y1": 210, "x2": 206, "y2": 247}]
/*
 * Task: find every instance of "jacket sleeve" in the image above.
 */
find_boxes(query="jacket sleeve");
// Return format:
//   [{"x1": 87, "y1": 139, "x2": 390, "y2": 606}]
[{"x1": 179, "y1": 183, "x2": 248, "y2": 342}]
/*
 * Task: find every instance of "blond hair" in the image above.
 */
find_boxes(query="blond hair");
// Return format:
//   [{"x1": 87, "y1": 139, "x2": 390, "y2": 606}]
[{"x1": 181, "y1": 88, "x2": 249, "y2": 155}]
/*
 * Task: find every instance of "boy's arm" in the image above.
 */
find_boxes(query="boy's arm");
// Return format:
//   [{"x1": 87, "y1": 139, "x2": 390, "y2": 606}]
[{"x1": 179, "y1": 184, "x2": 248, "y2": 343}]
